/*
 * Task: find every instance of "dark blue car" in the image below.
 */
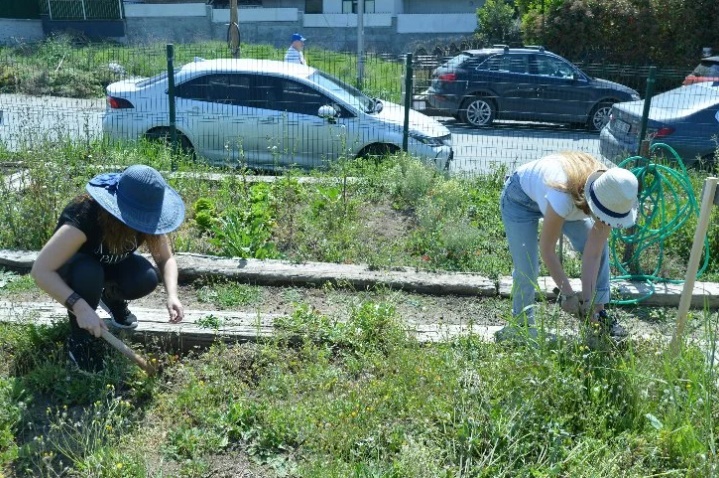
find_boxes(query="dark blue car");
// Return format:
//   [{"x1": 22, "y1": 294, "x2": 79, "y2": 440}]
[
  {"x1": 426, "y1": 46, "x2": 640, "y2": 131},
  {"x1": 600, "y1": 82, "x2": 719, "y2": 167}
]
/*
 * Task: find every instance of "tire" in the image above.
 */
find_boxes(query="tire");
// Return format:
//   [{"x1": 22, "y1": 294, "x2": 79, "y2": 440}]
[
  {"x1": 357, "y1": 143, "x2": 399, "y2": 161},
  {"x1": 587, "y1": 102, "x2": 613, "y2": 132},
  {"x1": 459, "y1": 96, "x2": 495, "y2": 127},
  {"x1": 145, "y1": 128, "x2": 194, "y2": 157}
]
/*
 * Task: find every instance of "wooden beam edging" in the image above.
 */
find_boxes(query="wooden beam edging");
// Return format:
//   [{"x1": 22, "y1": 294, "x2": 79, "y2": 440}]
[
  {"x1": 0, "y1": 301, "x2": 497, "y2": 348},
  {"x1": 3, "y1": 249, "x2": 718, "y2": 307},
  {"x1": 175, "y1": 253, "x2": 498, "y2": 297}
]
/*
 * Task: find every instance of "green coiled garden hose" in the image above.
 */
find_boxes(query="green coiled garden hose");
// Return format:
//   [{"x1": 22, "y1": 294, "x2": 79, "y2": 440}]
[{"x1": 609, "y1": 142, "x2": 708, "y2": 305}]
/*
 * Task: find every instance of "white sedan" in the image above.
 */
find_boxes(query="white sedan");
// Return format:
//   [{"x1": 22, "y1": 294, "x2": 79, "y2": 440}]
[{"x1": 102, "y1": 58, "x2": 453, "y2": 171}]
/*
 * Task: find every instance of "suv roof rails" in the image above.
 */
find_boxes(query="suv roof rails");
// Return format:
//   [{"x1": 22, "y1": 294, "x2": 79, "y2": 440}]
[{"x1": 524, "y1": 45, "x2": 545, "y2": 52}]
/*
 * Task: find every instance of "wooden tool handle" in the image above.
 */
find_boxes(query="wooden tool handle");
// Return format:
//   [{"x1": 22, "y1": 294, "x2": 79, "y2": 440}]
[{"x1": 101, "y1": 329, "x2": 153, "y2": 374}]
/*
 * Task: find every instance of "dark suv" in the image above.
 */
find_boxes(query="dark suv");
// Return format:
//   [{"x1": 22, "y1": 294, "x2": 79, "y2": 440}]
[{"x1": 426, "y1": 46, "x2": 640, "y2": 131}]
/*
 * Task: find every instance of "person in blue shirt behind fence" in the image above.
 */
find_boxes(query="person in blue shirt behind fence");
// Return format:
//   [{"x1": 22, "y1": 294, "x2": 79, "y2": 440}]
[{"x1": 285, "y1": 33, "x2": 307, "y2": 65}]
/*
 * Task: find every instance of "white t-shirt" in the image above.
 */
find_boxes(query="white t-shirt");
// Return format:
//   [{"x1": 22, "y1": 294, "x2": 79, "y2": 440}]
[
  {"x1": 516, "y1": 154, "x2": 588, "y2": 221},
  {"x1": 284, "y1": 47, "x2": 305, "y2": 65}
]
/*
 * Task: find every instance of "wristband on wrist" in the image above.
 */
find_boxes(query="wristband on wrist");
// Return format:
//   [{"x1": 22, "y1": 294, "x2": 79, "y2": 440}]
[{"x1": 64, "y1": 292, "x2": 82, "y2": 311}]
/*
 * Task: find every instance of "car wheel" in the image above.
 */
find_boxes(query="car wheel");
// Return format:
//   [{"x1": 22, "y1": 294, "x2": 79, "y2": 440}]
[
  {"x1": 357, "y1": 143, "x2": 399, "y2": 161},
  {"x1": 145, "y1": 128, "x2": 194, "y2": 157},
  {"x1": 459, "y1": 97, "x2": 495, "y2": 127},
  {"x1": 587, "y1": 102, "x2": 613, "y2": 132}
]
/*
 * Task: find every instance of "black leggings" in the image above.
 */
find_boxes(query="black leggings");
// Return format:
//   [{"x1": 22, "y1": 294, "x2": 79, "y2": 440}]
[{"x1": 60, "y1": 253, "x2": 159, "y2": 336}]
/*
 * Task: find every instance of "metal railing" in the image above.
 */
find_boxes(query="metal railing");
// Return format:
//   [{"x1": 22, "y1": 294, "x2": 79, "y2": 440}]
[{"x1": 41, "y1": 0, "x2": 124, "y2": 20}]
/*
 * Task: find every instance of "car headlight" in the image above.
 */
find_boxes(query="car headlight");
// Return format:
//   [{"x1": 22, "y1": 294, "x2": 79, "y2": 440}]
[
  {"x1": 630, "y1": 93, "x2": 641, "y2": 100},
  {"x1": 409, "y1": 132, "x2": 452, "y2": 147}
]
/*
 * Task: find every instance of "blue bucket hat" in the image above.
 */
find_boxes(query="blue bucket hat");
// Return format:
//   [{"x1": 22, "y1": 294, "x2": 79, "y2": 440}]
[
  {"x1": 86, "y1": 165, "x2": 185, "y2": 235},
  {"x1": 291, "y1": 33, "x2": 306, "y2": 42}
]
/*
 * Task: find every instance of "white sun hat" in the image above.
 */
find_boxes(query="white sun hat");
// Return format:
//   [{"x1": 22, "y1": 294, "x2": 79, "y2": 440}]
[{"x1": 584, "y1": 168, "x2": 639, "y2": 229}]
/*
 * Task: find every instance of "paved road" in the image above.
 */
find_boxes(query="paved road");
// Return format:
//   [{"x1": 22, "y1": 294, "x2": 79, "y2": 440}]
[
  {"x1": 0, "y1": 94, "x2": 105, "y2": 152},
  {"x1": 0, "y1": 94, "x2": 603, "y2": 175}
]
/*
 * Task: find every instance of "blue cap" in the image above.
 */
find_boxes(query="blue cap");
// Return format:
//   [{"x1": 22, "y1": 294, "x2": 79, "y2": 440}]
[{"x1": 291, "y1": 33, "x2": 306, "y2": 42}]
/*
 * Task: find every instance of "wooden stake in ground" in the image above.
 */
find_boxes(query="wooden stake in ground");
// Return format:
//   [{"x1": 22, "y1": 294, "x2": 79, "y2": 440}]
[
  {"x1": 670, "y1": 176, "x2": 718, "y2": 355},
  {"x1": 101, "y1": 329, "x2": 156, "y2": 376}
]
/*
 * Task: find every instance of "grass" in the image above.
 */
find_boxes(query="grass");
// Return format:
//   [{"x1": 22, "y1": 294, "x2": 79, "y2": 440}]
[
  {"x1": 1, "y1": 140, "x2": 719, "y2": 476},
  {"x1": 1, "y1": 296, "x2": 718, "y2": 476},
  {"x1": 0, "y1": 36, "x2": 408, "y2": 103}
]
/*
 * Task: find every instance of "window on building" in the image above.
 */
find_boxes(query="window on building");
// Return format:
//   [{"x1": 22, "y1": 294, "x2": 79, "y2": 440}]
[
  {"x1": 342, "y1": 0, "x2": 375, "y2": 14},
  {"x1": 305, "y1": 0, "x2": 322, "y2": 14}
]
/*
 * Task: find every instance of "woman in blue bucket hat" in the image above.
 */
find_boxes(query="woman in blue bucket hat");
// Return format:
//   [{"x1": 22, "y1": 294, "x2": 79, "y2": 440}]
[{"x1": 31, "y1": 165, "x2": 186, "y2": 372}]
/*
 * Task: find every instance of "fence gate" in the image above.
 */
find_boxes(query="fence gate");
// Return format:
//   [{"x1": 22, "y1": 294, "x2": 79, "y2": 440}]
[{"x1": 40, "y1": 0, "x2": 125, "y2": 39}]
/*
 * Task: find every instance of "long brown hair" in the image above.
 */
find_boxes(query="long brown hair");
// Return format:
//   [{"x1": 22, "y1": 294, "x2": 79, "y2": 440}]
[
  {"x1": 549, "y1": 151, "x2": 605, "y2": 214},
  {"x1": 79, "y1": 195, "x2": 163, "y2": 253}
]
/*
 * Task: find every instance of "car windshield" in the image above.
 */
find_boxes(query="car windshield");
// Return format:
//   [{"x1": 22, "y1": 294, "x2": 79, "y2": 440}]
[{"x1": 309, "y1": 70, "x2": 375, "y2": 113}]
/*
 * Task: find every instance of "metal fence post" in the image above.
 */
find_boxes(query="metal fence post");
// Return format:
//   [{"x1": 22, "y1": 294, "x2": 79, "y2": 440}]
[
  {"x1": 402, "y1": 53, "x2": 413, "y2": 152},
  {"x1": 166, "y1": 44, "x2": 178, "y2": 171},
  {"x1": 81, "y1": 0, "x2": 87, "y2": 20},
  {"x1": 47, "y1": 0, "x2": 52, "y2": 20},
  {"x1": 637, "y1": 66, "x2": 656, "y2": 157},
  {"x1": 118, "y1": 0, "x2": 123, "y2": 20}
]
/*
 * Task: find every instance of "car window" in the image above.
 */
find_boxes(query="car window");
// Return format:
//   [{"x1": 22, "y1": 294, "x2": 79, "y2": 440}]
[
  {"x1": 482, "y1": 54, "x2": 528, "y2": 74},
  {"x1": 175, "y1": 74, "x2": 235, "y2": 103},
  {"x1": 309, "y1": 70, "x2": 369, "y2": 113},
  {"x1": 242, "y1": 75, "x2": 280, "y2": 110},
  {"x1": 533, "y1": 55, "x2": 575, "y2": 79},
  {"x1": 274, "y1": 79, "x2": 333, "y2": 116},
  {"x1": 445, "y1": 52, "x2": 475, "y2": 69}
]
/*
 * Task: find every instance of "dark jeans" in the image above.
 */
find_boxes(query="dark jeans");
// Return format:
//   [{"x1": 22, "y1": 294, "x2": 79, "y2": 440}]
[{"x1": 59, "y1": 253, "x2": 159, "y2": 370}]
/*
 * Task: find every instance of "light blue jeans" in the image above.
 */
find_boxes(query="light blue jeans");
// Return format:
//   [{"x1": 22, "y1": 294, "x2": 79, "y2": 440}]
[{"x1": 500, "y1": 172, "x2": 610, "y2": 324}]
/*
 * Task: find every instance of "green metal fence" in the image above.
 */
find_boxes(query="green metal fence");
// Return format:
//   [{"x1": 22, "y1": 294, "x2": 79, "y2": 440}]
[
  {"x1": 0, "y1": 42, "x2": 715, "y2": 174},
  {"x1": 39, "y1": 0, "x2": 123, "y2": 20}
]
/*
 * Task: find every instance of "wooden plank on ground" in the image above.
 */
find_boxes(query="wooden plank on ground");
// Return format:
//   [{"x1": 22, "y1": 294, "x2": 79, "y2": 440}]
[{"x1": 0, "y1": 301, "x2": 495, "y2": 348}]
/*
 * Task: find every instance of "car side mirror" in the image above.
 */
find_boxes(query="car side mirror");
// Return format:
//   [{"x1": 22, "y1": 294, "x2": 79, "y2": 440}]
[{"x1": 318, "y1": 105, "x2": 339, "y2": 123}]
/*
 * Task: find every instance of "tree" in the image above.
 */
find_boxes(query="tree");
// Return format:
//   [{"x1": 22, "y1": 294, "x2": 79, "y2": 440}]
[{"x1": 475, "y1": 0, "x2": 522, "y2": 47}]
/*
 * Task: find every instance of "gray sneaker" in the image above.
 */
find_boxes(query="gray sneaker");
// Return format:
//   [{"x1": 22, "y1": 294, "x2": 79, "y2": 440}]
[
  {"x1": 101, "y1": 298, "x2": 138, "y2": 329},
  {"x1": 597, "y1": 310, "x2": 628, "y2": 339}
]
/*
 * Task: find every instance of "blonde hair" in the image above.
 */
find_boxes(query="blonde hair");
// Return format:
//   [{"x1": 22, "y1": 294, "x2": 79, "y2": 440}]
[{"x1": 549, "y1": 151, "x2": 605, "y2": 214}]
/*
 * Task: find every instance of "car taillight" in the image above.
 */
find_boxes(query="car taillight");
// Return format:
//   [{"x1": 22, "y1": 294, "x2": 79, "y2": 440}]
[
  {"x1": 438, "y1": 73, "x2": 457, "y2": 82},
  {"x1": 652, "y1": 127, "x2": 675, "y2": 138},
  {"x1": 107, "y1": 96, "x2": 134, "y2": 109}
]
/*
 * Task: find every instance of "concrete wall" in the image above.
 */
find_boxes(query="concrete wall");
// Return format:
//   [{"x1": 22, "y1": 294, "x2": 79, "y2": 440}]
[
  {"x1": 0, "y1": 3, "x2": 478, "y2": 55},
  {"x1": 0, "y1": 19, "x2": 44, "y2": 44},
  {"x1": 125, "y1": 16, "x2": 213, "y2": 43},
  {"x1": 396, "y1": 13, "x2": 476, "y2": 33}
]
